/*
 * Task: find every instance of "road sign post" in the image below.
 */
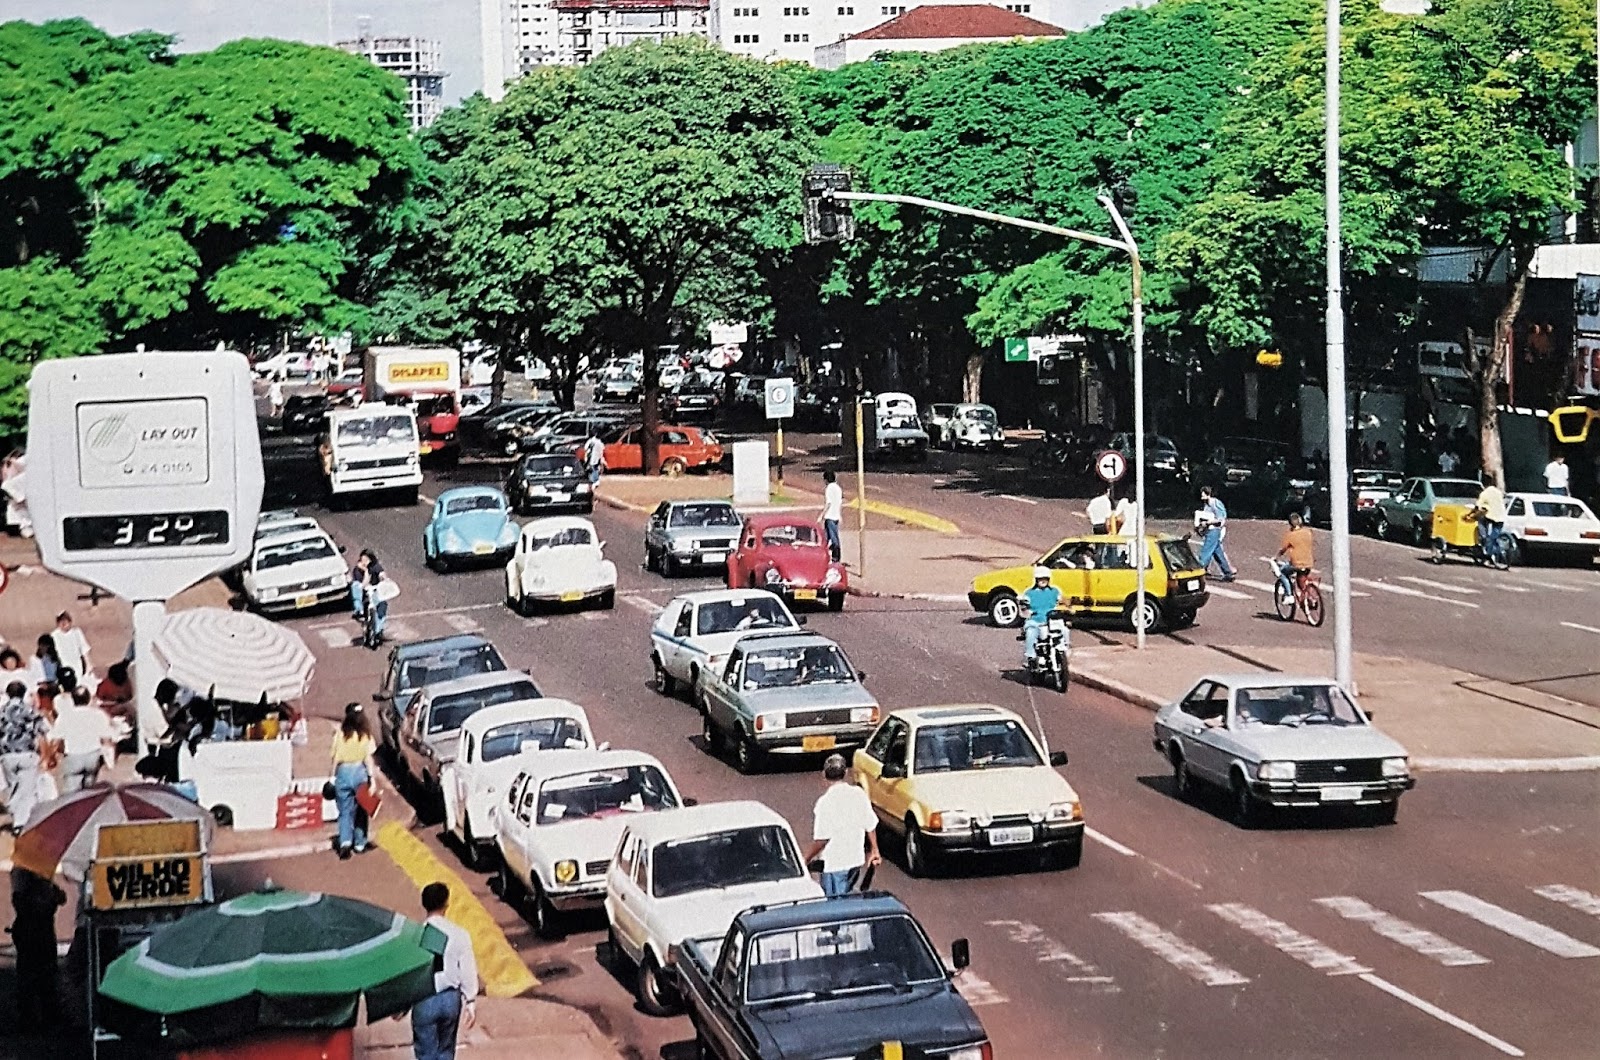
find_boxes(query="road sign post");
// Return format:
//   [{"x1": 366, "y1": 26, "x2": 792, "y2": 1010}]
[
  {"x1": 765, "y1": 378, "x2": 795, "y2": 484},
  {"x1": 27, "y1": 351, "x2": 264, "y2": 748},
  {"x1": 1094, "y1": 449, "x2": 1128, "y2": 485}
]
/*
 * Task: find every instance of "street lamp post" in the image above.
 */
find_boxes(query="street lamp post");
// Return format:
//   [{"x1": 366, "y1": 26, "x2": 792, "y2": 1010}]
[{"x1": 1325, "y1": 0, "x2": 1357, "y2": 692}]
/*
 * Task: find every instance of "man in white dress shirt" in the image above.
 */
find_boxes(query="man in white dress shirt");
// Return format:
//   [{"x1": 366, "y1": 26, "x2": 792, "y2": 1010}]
[{"x1": 412, "y1": 882, "x2": 479, "y2": 1060}]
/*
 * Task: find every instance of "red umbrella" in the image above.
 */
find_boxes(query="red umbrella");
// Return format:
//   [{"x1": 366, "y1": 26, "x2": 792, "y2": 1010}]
[{"x1": 13, "y1": 783, "x2": 211, "y2": 881}]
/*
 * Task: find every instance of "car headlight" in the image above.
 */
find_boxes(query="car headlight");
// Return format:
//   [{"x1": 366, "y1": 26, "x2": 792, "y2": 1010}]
[
  {"x1": 1046, "y1": 800, "x2": 1082, "y2": 822},
  {"x1": 1382, "y1": 757, "x2": 1410, "y2": 778},
  {"x1": 927, "y1": 810, "x2": 972, "y2": 833},
  {"x1": 754, "y1": 712, "x2": 785, "y2": 732},
  {"x1": 327, "y1": 575, "x2": 346, "y2": 589},
  {"x1": 577, "y1": 483, "x2": 592, "y2": 492},
  {"x1": 336, "y1": 460, "x2": 349, "y2": 472},
  {"x1": 553, "y1": 859, "x2": 578, "y2": 885},
  {"x1": 764, "y1": 568, "x2": 782, "y2": 584},
  {"x1": 259, "y1": 587, "x2": 279, "y2": 601},
  {"x1": 1257, "y1": 761, "x2": 1295, "y2": 781},
  {"x1": 850, "y1": 706, "x2": 878, "y2": 724},
  {"x1": 406, "y1": 453, "x2": 419, "y2": 466},
  {"x1": 824, "y1": 568, "x2": 842, "y2": 585}
]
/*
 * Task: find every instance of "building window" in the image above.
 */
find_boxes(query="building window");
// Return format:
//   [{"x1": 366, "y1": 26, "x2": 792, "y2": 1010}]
[
  {"x1": 782, "y1": 6, "x2": 810, "y2": 14},
  {"x1": 732, "y1": 6, "x2": 759, "y2": 14},
  {"x1": 837, "y1": 5, "x2": 854, "y2": 12},
  {"x1": 1006, "y1": 2, "x2": 1031, "y2": 10},
  {"x1": 880, "y1": 4, "x2": 905, "y2": 14},
  {"x1": 732, "y1": 33, "x2": 762, "y2": 43},
  {"x1": 782, "y1": 32, "x2": 811, "y2": 41}
]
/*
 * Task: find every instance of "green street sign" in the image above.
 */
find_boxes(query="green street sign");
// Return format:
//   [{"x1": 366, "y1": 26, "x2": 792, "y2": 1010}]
[{"x1": 1003, "y1": 337, "x2": 1030, "y2": 363}]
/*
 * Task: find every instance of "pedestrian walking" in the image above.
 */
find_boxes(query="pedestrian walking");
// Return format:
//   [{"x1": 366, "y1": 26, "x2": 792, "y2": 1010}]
[
  {"x1": 1438, "y1": 448, "x2": 1459, "y2": 475},
  {"x1": 1112, "y1": 495, "x2": 1138, "y2": 536},
  {"x1": 50, "y1": 686, "x2": 114, "y2": 794},
  {"x1": 802, "y1": 754, "x2": 881, "y2": 897},
  {"x1": 821, "y1": 469, "x2": 844, "y2": 561},
  {"x1": 330, "y1": 703, "x2": 377, "y2": 859},
  {"x1": 1544, "y1": 453, "x2": 1570, "y2": 496},
  {"x1": 10, "y1": 867, "x2": 66, "y2": 1032},
  {"x1": 582, "y1": 432, "x2": 606, "y2": 487},
  {"x1": 409, "y1": 882, "x2": 480, "y2": 1060},
  {"x1": 1086, "y1": 488, "x2": 1113, "y2": 534},
  {"x1": 49, "y1": 612, "x2": 92, "y2": 683},
  {"x1": 26, "y1": 635, "x2": 59, "y2": 695},
  {"x1": 1, "y1": 681, "x2": 49, "y2": 835},
  {"x1": 1194, "y1": 488, "x2": 1237, "y2": 582}
]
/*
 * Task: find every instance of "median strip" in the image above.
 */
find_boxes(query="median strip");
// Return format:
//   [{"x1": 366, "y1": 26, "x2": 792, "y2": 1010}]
[{"x1": 847, "y1": 497, "x2": 960, "y2": 534}]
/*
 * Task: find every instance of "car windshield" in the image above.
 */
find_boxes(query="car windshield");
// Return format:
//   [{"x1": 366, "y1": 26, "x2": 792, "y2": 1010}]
[
  {"x1": 521, "y1": 455, "x2": 581, "y2": 478},
  {"x1": 535, "y1": 764, "x2": 677, "y2": 823},
  {"x1": 760, "y1": 523, "x2": 822, "y2": 547},
  {"x1": 744, "y1": 645, "x2": 854, "y2": 689},
  {"x1": 650, "y1": 825, "x2": 804, "y2": 899},
  {"x1": 397, "y1": 644, "x2": 506, "y2": 692},
  {"x1": 527, "y1": 526, "x2": 593, "y2": 549},
  {"x1": 1235, "y1": 684, "x2": 1364, "y2": 727},
  {"x1": 745, "y1": 915, "x2": 946, "y2": 1003},
  {"x1": 255, "y1": 537, "x2": 336, "y2": 570},
  {"x1": 913, "y1": 719, "x2": 1043, "y2": 773},
  {"x1": 480, "y1": 717, "x2": 589, "y2": 761},
  {"x1": 445, "y1": 494, "x2": 505, "y2": 515},
  {"x1": 1159, "y1": 540, "x2": 1203, "y2": 573},
  {"x1": 255, "y1": 519, "x2": 319, "y2": 540},
  {"x1": 961, "y1": 407, "x2": 998, "y2": 423},
  {"x1": 336, "y1": 414, "x2": 415, "y2": 449},
  {"x1": 428, "y1": 679, "x2": 542, "y2": 734},
  {"x1": 696, "y1": 597, "x2": 795, "y2": 636},
  {"x1": 670, "y1": 503, "x2": 739, "y2": 528},
  {"x1": 1432, "y1": 480, "x2": 1481, "y2": 500}
]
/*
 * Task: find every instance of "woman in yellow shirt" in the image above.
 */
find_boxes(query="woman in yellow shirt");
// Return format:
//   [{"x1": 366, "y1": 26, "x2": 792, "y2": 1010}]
[{"x1": 330, "y1": 703, "x2": 378, "y2": 859}]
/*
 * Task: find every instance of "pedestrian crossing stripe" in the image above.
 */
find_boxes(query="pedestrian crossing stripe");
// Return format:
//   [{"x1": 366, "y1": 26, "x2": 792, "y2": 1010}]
[
  {"x1": 442, "y1": 612, "x2": 481, "y2": 633},
  {"x1": 1092, "y1": 912, "x2": 1249, "y2": 986},
  {"x1": 955, "y1": 972, "x2": 1009, "y2": 1006},
  {"x1": 1207, "y1": 902, "x2": 1371, "y2": 976},
  {"x1": 1421, "y1": 891, "x2": 1600, "y2": 958},
  {"x1": 1315, "y1": 896, "x2": 1488, "y2": 967},
  {"x1": 1533, "y1": 884, "x2": 1600, "y2": 918}
]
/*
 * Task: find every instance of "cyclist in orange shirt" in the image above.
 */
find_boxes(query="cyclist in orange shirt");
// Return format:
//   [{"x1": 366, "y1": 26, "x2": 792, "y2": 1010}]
[{"x1": 1274, "y1": 511, "x2": 1316, "y2": 592}]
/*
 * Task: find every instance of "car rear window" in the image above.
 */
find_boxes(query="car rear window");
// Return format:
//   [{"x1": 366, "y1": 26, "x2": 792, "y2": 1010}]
[
  {"x1": 398, "y1": 645, "x2": 506, "y2": 692},
  {"x1": 429, "y1": 678, "x2": 541, "y2": 734},
  {"x1": 1531, "y1": 501, "x2": 1585, "y2": 519},
  {"x1": 1159, "y1": 540, "x2": 1202, "y2": 573}
]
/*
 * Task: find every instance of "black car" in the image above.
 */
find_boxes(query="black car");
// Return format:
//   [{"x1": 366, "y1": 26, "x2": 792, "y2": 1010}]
[
  {"x1": 663, "y1": 382, "x2": 720, "y2": 422},
  {"x1": 1276, "y1": 467, "x2": 1405, "y2": 527},
  {"x1": 504, "y1": 452, "x2": 594, "y2": 514},
  {"x1": 280, "y1": 393, "x2": 330, "y2": 436},
  {"x1": 459, "y1": 399, "x2": 558, "y2": 451},
  {"x1": 523, "y1": 410, "x2": 635, "y2": 455},
  {"x1": 1193, "y1": 437, "x2": 1294, "y2": 515},
  {"x1": 479, "y1": 405, "x2": 565, "y2": 457},
  {"x1": 1106, "y1": 432, "x2": 1190, "y2": 485}
]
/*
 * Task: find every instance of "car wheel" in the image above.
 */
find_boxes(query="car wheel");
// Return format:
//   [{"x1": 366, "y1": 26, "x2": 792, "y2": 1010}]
[
  {"x1": 653, "y1": 656, "x2": 677, "y2": 697},
  {"x1": 662, "y1": 457, "x2": 687, "y2": 478},
  {"x1": 637, "y1": 951, "x2": 681, "y2": 1017},
  {"x1": 1124, "y1": 596, "x2": 1163, "y2": 633},
  {"x1": 1375, "y1": 514, "x2": 1391, "y2": 541},
  {"x1": 987, "y1": 591, "x2": 1021, "y2": 628},
  {"x1": 734, "y1": 730, "x2": 764, "y2": 775},
  {"x1": 496, "y1": 859, "x2": 524, "y2": 906},
  {"x1": 597, "y1": 588, "x2": 616, "y2": 610},
  {"x1": 1172, "y1": 751, "x2": 1196, "y2": 802},
  {"x1": 1503, "y1": 536, "x2": 1522, "y2": 566},
  {"x1": 1232, "y1": 774, "x2": 1263, "y2": 830},
  {"x1": 661, "y1": 551, "x2": 678, "y2": 578},
  {"x1": 461, "y1": 822, "x2": 484, "y2": 871},
  {"x1": 1173, "y1": 609, "x2": 1198, "y2": 629},
  {"x1": 1371, "y1": 800, "x2": 1399, "y2": 826},
  {"x1": 531, "y1": 881, "x2": 564, "y2": 940},
  {"x1": 1412, "y1": 518, "x2": 1428, "y2": 546},
  {"x1": 644, "y1": 545, "x2": 659, "y2": 573},
  {"x1": 1041, "y1": 840, "x2": 1082, "y2": 871},
  {"x1": 827, "y1": 592, "x2": 845, "y2": 612},
  {"x1": 903, "y1": 818, "x2": 935, "y2": 878},
  {"x1": 701, "y1": 711, "x2": 725, "y2": 756}
]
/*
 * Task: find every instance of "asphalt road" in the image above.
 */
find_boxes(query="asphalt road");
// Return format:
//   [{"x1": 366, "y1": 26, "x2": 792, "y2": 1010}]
[{"x1": 280, "y1": 459, "x2": 1600, "y2": 1060}]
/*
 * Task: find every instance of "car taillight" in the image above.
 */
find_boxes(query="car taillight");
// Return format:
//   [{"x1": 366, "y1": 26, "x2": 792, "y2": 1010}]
[
  {"x1": 1583, "y1": 530, "x2": 1600, "y2": 540},
  {"x1": 1526, "y1": 528, "x2": 1548, "y2": 537},
  {"x1": 1166, "y1": 578, "x2": 1179, "y2": 595},
  {"x1": 1357, "y1": 498, "x2": 1376, "y2": 508}
]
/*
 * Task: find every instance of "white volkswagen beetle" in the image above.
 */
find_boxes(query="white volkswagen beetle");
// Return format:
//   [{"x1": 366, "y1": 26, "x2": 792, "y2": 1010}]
[
  {"x1": 648, "y1": 589, "x2": 800, "y2": 698},
  {"x1": 441, "y1": 698, "x2": 598, "y2": 869},
  {"x1": 505, "y1": 515, "x2": 617, "y2": 613}
]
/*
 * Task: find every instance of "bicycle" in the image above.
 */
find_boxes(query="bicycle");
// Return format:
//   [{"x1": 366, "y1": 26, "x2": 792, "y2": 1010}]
[{"x1": 1268, "y1": 558, "x2": 1324, "y2": 627}]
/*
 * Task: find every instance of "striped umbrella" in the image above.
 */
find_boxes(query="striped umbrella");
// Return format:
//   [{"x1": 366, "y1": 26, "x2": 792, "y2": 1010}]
[
  {"x1": 153, "y1": 607, "x2": 316, "y2": 704},
  {"x1": 13, "y1": 782, "x2": 212, "y2": 881},
  {"x1": 98, "y1": 887, "x2": 441, "y2": 1047}
]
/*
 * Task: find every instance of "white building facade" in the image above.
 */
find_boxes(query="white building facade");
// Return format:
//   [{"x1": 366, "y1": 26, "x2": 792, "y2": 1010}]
[
  {"x1": 337, "y1": 35, "x2": 447, "y2": 129},
  {"x1": 813, "y1": 3, "x2": 1064, "y2": 69},
  {"x1": 553, "y1": 0, "x2": 711, "y2": 65}
]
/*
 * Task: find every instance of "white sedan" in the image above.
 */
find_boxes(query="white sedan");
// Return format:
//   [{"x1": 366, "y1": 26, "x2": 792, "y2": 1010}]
[
  {"x1": 1503, "y1": 492, "x2": 1600, "y2": 564},
  {"x1": 242, "y1": 527, "x2": 348, "y2": 614},
  {"x1": 441, "y1": 698, "x2": 597, "y2": 869},
  {"x1": 648, "y1": 589, "x2": 800, "y2": 698},
  {"x1": 606, "y1": 801, "x2": 821, "y2": 1015},
  {"x1": 492, "y1": 749, "x2": 685, "y2": 938},
  {"x1": 505, "y1": 516, "x2": 617, "y2": 613}
]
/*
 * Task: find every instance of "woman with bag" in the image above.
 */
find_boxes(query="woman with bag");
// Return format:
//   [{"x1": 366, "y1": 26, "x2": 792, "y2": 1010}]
[{"x1": 330, "y1": 703, "x2": 378, "y2": 859}]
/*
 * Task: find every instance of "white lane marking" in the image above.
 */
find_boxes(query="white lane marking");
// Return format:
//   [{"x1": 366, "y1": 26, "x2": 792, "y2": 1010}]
[
  {"x1": 315, "y1": 627, "x2": 350, "y2": 648},
  {"x1": 384, "y1": 619, "x2": 421, "y2": 641},
  {"x1": 1358, "y1": 973, "x2": 1524, "y2": 1056},
  {"x1": 1498, "y1": 584, "x2": 1532, "y2": 593},
  {"x1": 1352, "y1": 577, "x2": 1479, "y2": 608},
  {"x1": 579, "y1": 611, "x2": 608, "y2": 622},
  {"x1": 1092, "y1": 912, "x2": 1250, "y2": 987},
  {"x1": 1534, "y1": 884, "x2": 1600, "y2": 918},
  {"x1": 623, "y1": 594, "x2": 663, "y2": 615},
  {"x1": 1315, "y1": 896, "x2": 1488, "y2": 967},
  {"x1": 1421, "y1": 891, "x2": 1600, "y2": 958},
  {"x1": 1398, "y1": 575, "x2": 1480, "y2": 595},
  {"x1": 389, "y1": 602, "x2": 503, "y2": 619},
  {"x1": 1206, "y1": 585, "x2": 1253, "y2": 600},
  {"x1": 998, "y1": 493, "x2": 1039, "y2": 505},
  {"x1": 1235, "y1": 576, "x2": 1370, "y2": 598},
  {"x1": 212, "y1": 840, "x2": 329, "y2": 864},
  {"x1": 955, "y1": 972, "x2": 1008, "y2": 1006},
  {"x1": 1208, "y1": 903, "x2": 1371, "y2": 975},
  {"x1": 1085, "y1": 828, "x2": 1137, "y2": 857},
  {"x1": 985, "y1": 920, "x2": 1118, "y2": 988},
  {"x1": 786, "y1": 446, "x2": 809, "y2": 455},
  {"x1": 1520, "y1": 578, "x2": 1584, "y2": 593},
  {"x1": 418, "y1": 493, "x2": 435, "y2": 504},
  {"x1": 1560, "y1": 621, "x2": 1600, "y2": 635},
  {"x1": 442, "y1": 613, "x2": 481, "y2": 633}
]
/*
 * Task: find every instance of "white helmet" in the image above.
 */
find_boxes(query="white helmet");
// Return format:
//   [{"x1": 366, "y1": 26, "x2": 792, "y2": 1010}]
[{"x1": 1033, "y1": 565, "x2": 1051, "y2": 580}]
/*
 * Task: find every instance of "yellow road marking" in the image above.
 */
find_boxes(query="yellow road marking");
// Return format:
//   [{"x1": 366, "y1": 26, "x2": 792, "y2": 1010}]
[
  {"x1": 848, "y1": 497, "x2": 960, "y2": 534},
  {"x1": 374, "y1": 822, "x2": 538, "y2": 997}
]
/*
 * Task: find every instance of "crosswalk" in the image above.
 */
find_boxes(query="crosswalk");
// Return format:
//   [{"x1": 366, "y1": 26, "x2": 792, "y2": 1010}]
[{"x1": 298, "y1": 593, "x2": 666, "y2": 650}]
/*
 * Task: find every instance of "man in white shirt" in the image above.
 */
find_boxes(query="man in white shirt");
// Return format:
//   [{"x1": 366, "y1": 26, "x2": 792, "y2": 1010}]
[
  {"x1": 412, "y1": 882, "x2": 479, "y2": 1060},
  {"x1": 52, "y1": 691, "x2": 114, "y2": 793},
  {"x1": 50, "y1": 612, "x2": 92, "y2": 684},
  {"x1": 803, "y1": 754, "x2": 881, "y2": 897},
  {"x1": 1112, "y1": 495, "x2": 1138, "y2": 536},
  {"x1": 1086, "y1": 489, "x2": 1113, "y2": 534},
  {"x1": 581, "y1": 433, "x2": 606, "y2": 486},
  {"x1": 821, "y1": 470, "x2": 844, "y2": 561},
  {"x1": 1544, "y1": 453, "x2": 1570, "y2": 496}
]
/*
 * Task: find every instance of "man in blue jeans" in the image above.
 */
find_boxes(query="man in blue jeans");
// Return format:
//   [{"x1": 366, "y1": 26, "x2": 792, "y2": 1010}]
[
  {"x1": 411, "y1": 882, "x2": 479, "y2": 1060},
  {"x1": 1021, "y1": 566, "x2": 1063, "y2": 669},
  {"x1": 803, "y1": 755, "x2": 881, "y2": 897},
  {"x1": 1195, "y1": 487, "x2": 1237, "y2": 582}
]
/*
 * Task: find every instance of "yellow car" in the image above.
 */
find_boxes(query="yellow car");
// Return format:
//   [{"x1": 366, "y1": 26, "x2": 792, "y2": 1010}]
[
  {"x1": 852, "y1": 705, "x2": 1082, "y2": 876},
  {"x1": 967, "y1": 533, "x2": 1209, "y2": 632}
]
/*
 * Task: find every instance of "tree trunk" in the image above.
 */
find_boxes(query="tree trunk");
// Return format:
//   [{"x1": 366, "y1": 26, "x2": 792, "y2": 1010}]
[
  {"x1": 641, "y1": 342, "x2": 661, "y2": 476},
  {"x1": 962, "y1": 349, "x2": 984, "y2": 404},
  {"x1": 1478, "y1": 261, "x2": 1528, "y2": 490}
]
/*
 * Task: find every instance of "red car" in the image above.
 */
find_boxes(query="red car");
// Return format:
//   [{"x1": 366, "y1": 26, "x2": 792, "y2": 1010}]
[
  {"x1": 726, "y1": 513, "x2": 848, "y2": 611},
  {"x1": 603, "y1": 425, "x2": 723, "y2": 476}
]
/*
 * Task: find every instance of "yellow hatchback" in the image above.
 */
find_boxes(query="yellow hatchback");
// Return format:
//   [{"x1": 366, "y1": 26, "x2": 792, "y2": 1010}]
[
  {"x1": 967, "y1": 533, "x2": 1208, "y2": 632},
  {"x1": 852, "y1": 705, "x2": 1083, "y2": 877}
]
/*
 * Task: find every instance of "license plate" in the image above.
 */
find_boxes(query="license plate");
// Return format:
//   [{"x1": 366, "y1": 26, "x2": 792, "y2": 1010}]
[
  {"x1": 472, "y1": 543, "x2": 494, "y2": 555},
  {"x1": 1321, "y1": 787, "x2": 1363, "y2": 801},
  {"x1": 987, "y1": 826, "x2": 1034, "y2": 846},
  {"x1": 294, "y1": 594, "x2": 317, "y2": 609},
  {"x1": 1186, "y1": 579, "x2": 1199, "y2": 590},
  {"x1": 792, "y1": 589, "x2": 817, "y2": 601},
  {"x1": 802, "y1": 735, "x2": 836, "y2": 752},
  {"x1": 559, "y1": 590, "x2": 583, "y2": 602},
  {"x1": 702, "y1": 552, "x2": 725, "y2": 563}
]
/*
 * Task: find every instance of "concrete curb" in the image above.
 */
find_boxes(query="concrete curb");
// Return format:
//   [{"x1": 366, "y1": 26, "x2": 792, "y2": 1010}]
[
  {"x1": 1070, "y1": 668, "x2": 1600, "y2": 774},
  {"x1": 847, "y1": 588, "x2": 971, "y2": 603}
]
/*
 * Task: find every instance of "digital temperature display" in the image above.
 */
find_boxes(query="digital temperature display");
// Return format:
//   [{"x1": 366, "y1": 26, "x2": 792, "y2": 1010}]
[{"x1": 62, "y1": 511, "x2": 231, "y2": 552}]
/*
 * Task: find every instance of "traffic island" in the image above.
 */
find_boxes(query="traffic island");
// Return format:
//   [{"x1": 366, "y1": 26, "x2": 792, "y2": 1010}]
[{"x1": 1070, "y1": 643, "x2": 1600, "y2": 772}]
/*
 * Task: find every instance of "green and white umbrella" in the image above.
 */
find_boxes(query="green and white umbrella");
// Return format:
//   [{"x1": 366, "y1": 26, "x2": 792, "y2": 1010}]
[{"x1": 99, "y1": 887, "x2": 442, "y2": 1047}]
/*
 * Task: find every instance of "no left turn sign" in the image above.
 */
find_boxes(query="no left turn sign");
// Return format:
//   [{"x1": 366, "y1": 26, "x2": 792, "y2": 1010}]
[{"x1": 1094, "y1": 449, "x2": 1127, "y2": 483}]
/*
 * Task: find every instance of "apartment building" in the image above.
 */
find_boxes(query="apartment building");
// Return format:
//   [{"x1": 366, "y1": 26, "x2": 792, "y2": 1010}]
[
  {"x1": 337, "y1": 35, "x2": 447, "y2": 129},
  {"x1": 553, "y1": 0, "x2": 712, "y2": 64}
]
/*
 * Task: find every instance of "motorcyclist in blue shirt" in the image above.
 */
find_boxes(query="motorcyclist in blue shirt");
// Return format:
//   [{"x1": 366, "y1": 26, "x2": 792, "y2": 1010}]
[{"x1": 1021, "y1": 566, "x2": 1064, "y2": 667}]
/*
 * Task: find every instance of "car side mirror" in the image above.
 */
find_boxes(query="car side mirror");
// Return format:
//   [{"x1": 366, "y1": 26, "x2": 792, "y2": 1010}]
[
  {"x1": 1362, "y1": 709, "x2": 1375, "y2": 722},
  {"x1": 338, "y1": 544, "x2": 348, "y2": 554},
  {"x1": 683, "y1": 796, "x2": 699, "y2": 807},
  {"x1": 1049, "y1": 750, "x2": 1069, "y2": 767},
  {"x1": 857, "y1": 670, "x2": 867, "y2": 681},
  {"x1": 795, "y1": 615, "x2": 807, "y2": 626},
  {"x1": 951, "y1": 938, "x2": 971, "y2": 971}
]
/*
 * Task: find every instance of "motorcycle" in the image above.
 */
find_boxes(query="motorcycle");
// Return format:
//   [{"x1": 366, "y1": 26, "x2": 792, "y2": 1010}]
[{"x1": 1024, "y1": 608, "x2": 1072, "y2": 692}]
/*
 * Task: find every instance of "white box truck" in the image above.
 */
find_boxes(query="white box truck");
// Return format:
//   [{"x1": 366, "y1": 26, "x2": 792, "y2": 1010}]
[
  {"x1": 362, "y1": 346, "x2": 462, "y2": 462},
  {"x1": 320, "y1": 405, "x2": 422, "y2": 505}
]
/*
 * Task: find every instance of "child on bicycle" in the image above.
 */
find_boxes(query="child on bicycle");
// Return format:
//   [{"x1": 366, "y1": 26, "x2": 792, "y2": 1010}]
[{"x1": 1273, "y1": 511, "x2": 1315, "y2": 592}]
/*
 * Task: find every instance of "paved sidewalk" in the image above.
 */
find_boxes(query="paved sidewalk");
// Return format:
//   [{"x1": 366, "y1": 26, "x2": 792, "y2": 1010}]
[
  {"x1": 1070, "y1": 643, "x2": 1600, "y2": 770},
  {"x1": 355, "y1": 994, "x2": 622, "y2": 1058}
]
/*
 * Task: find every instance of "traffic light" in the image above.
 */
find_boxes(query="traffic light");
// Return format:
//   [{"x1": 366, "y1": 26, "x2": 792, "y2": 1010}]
[
  {"x1": 803, "y1": 164, "x2": 856, "y2": 244},
  {"x1": 1549, "y1": 405, "x2": 1599, "y2": 444}
]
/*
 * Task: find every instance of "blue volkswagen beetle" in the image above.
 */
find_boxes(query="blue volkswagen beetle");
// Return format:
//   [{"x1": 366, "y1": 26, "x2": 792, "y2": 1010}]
[{"x1": 424, "y1": 486, "x2": 519, "y2": 571}]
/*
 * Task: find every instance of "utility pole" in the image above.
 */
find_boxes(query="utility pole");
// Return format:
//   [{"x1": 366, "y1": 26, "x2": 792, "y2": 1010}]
[{"x1": 854, "y1": 396, "x2": 867, "y2": 577}]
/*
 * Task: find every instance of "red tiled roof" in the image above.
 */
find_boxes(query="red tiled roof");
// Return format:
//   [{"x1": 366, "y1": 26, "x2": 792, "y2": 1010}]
[
  {"x1": 553, "y1": 0, "x2": 706, "y2": 9},
  {"x1": 851, "y1": 4, "x2": 1064, "y2": 41}
]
